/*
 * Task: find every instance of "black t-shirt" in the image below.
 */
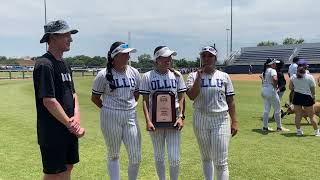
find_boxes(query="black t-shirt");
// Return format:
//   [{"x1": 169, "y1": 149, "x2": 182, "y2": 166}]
[{"x1": 33, "y1": 52, "x2": 77, "y2": 146}]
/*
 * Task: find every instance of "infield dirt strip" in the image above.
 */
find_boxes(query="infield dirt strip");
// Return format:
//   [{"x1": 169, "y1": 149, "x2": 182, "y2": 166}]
[{"x1": 229, "y1": 73, "x2": 320, "y2": 81}]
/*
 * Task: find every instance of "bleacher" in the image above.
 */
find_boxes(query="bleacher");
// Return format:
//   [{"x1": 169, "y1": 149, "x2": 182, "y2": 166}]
[
  {"x1": 233, "y1": 48, "x2": 294, "y2": 65},
  {"x1": 224, "y1": 43, "x2": 320, "y2": 74},
  {"x1": 297, "y1": 46, "x2": 320, "y2": 64}
]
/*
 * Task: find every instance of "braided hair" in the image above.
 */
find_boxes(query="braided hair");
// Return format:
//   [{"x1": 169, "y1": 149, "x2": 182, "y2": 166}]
[
  {"x1": 106, "y1": 41, "x2": 124, "y2": 91},
  {"x1": 154, "y1": 46, "x2": 180, "y2": 77}
]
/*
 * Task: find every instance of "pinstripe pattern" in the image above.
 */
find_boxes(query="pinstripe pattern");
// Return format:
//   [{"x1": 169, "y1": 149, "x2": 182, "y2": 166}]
[
  {"x1": 139, "y1": 69, "x2": 186, "y2": 170},
  {"x1": 186, "y1": 70, "x2": 235, "y2": 113},
  {"x1": 92, "y1": 66, "x2": 140, "y2": 110},
  {"x1": 100, "y1": 108, "x2": 141, "y2": 164},
  {"x1": 193, "y1": 111, "x2": 230, "y2": 165},
  {"x1": 187, "y1": 70, "x2": 234, "y2": 180},
  {"x1": 149, "y1": 129, "x2": 181, "y2": 166},
  {"x1": 261, "y1": 68, "x2": 282, "y2": 128},
  {"x1": 92, "y1": 65, "x2": 141, "y2": 179}
]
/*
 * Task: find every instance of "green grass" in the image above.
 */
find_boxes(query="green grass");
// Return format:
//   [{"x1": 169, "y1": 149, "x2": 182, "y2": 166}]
[{"x1": 0, "y1": 76, "x2": 320, "y2": 180}]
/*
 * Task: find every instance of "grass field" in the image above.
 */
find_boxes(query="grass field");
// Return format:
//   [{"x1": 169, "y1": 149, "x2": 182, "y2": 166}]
[{"x1": 1, "y1": 75, "x2": 320, "y2": 180}]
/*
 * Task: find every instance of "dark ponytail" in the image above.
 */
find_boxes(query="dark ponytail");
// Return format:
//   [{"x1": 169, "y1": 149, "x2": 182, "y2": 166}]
[
  {"x1": 106, "y1": 41, "x2": 124, "y2": 91},
  {"x1": 262, "y1": 62, "x2": 267, "y2": 78},
  {"x1": 263, "y1": 58, "x2": 272, "y2": 78},
  {"x1": 296, "y1": 66, "x2": 306, "y2": 78}
]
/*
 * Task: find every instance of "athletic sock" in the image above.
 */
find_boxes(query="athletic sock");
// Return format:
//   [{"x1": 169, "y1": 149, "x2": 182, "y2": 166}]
[
  {"x1": 128, "y1": 163, "x2": 140, "y2": 180},
  {"x1": 169, "y1": 165, "x2": 179, "y2": 180},
  {"x1": 155, "y1": 161, "x2": 166, "y2": 180},
  {"x1": 203, "y1": 160, "x2": 213, "y2": 180},
  {"x1": 108, "y1": 158, "x2": 120, "y2": 180}
]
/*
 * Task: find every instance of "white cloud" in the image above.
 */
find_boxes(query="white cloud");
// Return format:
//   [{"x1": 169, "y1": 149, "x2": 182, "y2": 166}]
[{"x1": 0, "y1": 0, "x2": 319, "y2": 58}]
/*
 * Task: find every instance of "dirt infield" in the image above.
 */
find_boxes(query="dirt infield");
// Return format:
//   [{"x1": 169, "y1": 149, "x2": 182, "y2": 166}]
[{"x1": 230, "y1": 73, "x2": 320, "y2": 81}]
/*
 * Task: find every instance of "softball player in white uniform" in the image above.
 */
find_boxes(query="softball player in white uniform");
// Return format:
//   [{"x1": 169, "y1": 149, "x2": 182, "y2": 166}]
[
  {"x1": 186, "y1": 46, "x2": 238, "y2": 180},
  {"x1": 261, "y1": 58, "x2": 289, "y2": 132},
  {"x1": 140, "y1": 46, "x2": 186, "y2": 180},
  {"x1": 91, "y1": 42, "x2": 141, "y2": 180}
]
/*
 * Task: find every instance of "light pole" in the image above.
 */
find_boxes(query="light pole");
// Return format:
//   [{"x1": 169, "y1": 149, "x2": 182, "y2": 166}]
[
  {"x1": 226, "y1": 28, "x2": 230, "y2": 58},
  {"x1": 230, "y1": 0, "x2": 233, "y2": 54},
  {"x1": 44, "y1": 0, "x2": 47, "y2": 51},
  {"x1": 128, "y1": 31, "x2": 131, "y2": 66}
]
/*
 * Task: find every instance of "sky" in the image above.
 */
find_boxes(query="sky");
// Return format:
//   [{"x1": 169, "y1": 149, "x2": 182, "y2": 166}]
[{"x1": 0, "y1": 0, "x2": 319, "y2": 62}]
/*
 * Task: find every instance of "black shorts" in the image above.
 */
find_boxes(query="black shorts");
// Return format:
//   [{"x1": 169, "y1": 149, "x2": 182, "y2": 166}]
[
  {"x1": 292, "y1": 92, "x2": 315, "y2": 107},
  {"x1": 40, "y1": 140, "x2": 79, "y2": 174}
]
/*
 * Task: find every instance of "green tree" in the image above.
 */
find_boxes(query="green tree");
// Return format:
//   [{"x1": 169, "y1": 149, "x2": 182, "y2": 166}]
[{"x1": 283, "y1": 37, "x2": 305, "y2": 45}]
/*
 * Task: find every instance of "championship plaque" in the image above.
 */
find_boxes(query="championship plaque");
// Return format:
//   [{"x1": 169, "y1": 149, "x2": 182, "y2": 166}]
[{"x1": 152, "y1": 91, "x2": 176, "y2": 128}]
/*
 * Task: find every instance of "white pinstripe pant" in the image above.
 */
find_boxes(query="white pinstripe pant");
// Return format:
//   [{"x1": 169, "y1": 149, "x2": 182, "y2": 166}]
[
  {"x1": 193, "y1": 110, "x2": 231, "y2": 166},
  {"x1": 149, "y1": 129, "x2": 181, "y2": 166},
  {"x1": 261, "y1": 87, "x2": 282, "y2": 128},
  {"x1": 100, "y1": 108, "x2": 141, "y2": 164}
]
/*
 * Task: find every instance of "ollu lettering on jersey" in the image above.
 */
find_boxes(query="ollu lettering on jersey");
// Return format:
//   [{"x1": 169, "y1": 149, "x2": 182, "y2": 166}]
[
  {"x1": 61, "y1": 73, "x2": 72, "y2": 82},
  {"x1": 114, "y1": 78, "x2": 136, "y2": 88},
  {"x1": 151, "y1": 79, "x2": 177, "y2": 90},
  {"x1": 201, "y1": 78, "x2": 223, "y2": 88}
]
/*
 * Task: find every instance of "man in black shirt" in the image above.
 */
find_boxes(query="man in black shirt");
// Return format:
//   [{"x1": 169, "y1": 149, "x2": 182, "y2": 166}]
[{"x1": 33, "y1": 20, "x2": 85, "y2": 179}]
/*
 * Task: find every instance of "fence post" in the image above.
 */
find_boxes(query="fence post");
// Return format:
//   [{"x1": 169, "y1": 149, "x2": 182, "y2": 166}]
[
  {"x1": 9, "y1": 71, "x2": 12, "y2": 79},
  {"x1": 82, "y1": 71, "x2": 84, "y2": 77},
  {"x1": 22, "y1": 71, "x2": 25, "y2": 79}
]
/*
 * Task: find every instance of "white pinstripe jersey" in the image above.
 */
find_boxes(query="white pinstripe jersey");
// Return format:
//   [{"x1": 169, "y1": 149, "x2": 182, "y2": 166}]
[
  {"x1": 139, "y1": 70, "x2": 187, "y2": 111},
  {"x1": 92, "y1": 66, "x2": 140, "y2": 110},
  {"x1": 262, "y1": 68, "x2": 277, "y2": 88},
  {"x1": 186, "y1": 70, "x2": 235, "y2": 113}
]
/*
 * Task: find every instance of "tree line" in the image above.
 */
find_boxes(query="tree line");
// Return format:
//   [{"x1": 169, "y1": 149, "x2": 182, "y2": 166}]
[{"x1": 257, "y1": 37, "x2": 305, "y2": 46}]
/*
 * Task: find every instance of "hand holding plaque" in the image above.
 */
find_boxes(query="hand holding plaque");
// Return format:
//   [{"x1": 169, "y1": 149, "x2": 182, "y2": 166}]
[{"x1": 152, "y1": 91, "x2": 176, "y2": 128}]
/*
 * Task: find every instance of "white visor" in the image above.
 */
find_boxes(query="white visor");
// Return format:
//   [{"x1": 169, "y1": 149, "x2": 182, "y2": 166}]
[
  {"x1": 267, "y1": 59, "x2": 280, "y2": 65},
  {"x1": 111, "y1": 43, "x2": 137, "y2": 58},
  {"x1": 153, "y1": 47, "x2": 177, "y2": 60},
  {"x1": 200, "y1": 46, "x2": 217, "y2": 56}
]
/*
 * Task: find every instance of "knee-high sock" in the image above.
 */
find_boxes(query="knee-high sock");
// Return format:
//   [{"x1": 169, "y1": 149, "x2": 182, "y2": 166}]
[
  {"x1": 169, "y1": 165, "x2": 179, "y2": 180},
  {"x1": 203, "y1": 160, "x2": 213, "y2": 180},
  {"x1": 215, "y1": 165, "x2": 229, "y2": 180},
  {"x1": 128, "y1": 163, "x2": 140, "y2": 180},
  {"x1": 155, "y1": 161, "x2": 166, "y2": 180},
  {"x1": 108, "y1": 158, "x2": 120, "y2": 180}
]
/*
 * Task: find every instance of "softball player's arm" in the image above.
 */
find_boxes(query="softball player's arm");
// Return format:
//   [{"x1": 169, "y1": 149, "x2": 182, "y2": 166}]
[
  {"x1": 174, "y1": 75, "x2": 187, "y2": 130},
  {"x1": 227, "y1": 96, "x2": 238, "y2": 136},
  {"x1": 91, "y1": 70, "x2": 107, "y2": 108},
  {"x1": 134, "y1": 69, "x2": 141, "y2": 101},
  {"x1": 139, "y1": 73, "x2": 155, "y2": 131},
  {"x1": 186, "y1": 71, "x2": 201, "y2": 100},
  {"x1": 225, "y1": 74, "x2": 238, "y2": 136},
  {"x1": 142, "y1": 95, "x2": 155, "y2": 131}
]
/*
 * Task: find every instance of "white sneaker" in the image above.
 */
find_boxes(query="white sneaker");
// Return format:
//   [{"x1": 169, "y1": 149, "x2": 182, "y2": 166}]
[
  {"x1": 315, "y1": 129, "x2": 320, "y2": 137},
  {"x1": 296, "y1": 129, "x2": 304, "y2": 136}
]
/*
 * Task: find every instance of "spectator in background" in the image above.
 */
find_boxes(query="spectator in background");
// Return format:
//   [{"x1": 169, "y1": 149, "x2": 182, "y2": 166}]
[
  {"x1": 289, "y1": 59, "x2": 320, "y2": 136},
  {"x1": 261, "y1": 58, "x2": 289, "y2": 132},
  {"x1": 288, "y1": 57, "x2": 299, "y2": 103}
]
